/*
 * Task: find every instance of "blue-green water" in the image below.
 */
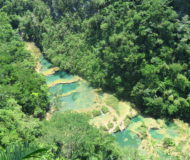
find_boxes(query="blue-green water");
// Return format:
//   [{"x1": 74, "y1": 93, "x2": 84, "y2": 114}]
[
  {"x1": 166, "y1": 123, "x2": 178, "y2": 137},
  {"x1": 40, "y1": 57, "x2": 52, "y2": 71},
  {"x1": 149, "y1": 123, "x2": 178, "y2": 140},
  {"x1": 149, "y1": 129, "x2": 163, "y2": 140},
  {"x1": 131, "y1": 115, "x2": 143, "y2": 123},
  {"x1": 114, "y1": 116, "x2": 142, "y2": 147},
  {"x1": 114, "y1": 129, "x2": 141, "y2": 147},
  {"x1": 46, "y1": 71, "x2": 74, "y2": 83},
  {"x1": 49, "y1": 83, "x2": 79, "y2": 94},
  {"x1": 40, "y1": 57, "x2": 95, "y2": 111},
  {"x1": 40, "y1": 57, "x2": 179, "y2": 155},
  {"x1": 114, "y1": 115, "x2": 178, "y2": 148}
]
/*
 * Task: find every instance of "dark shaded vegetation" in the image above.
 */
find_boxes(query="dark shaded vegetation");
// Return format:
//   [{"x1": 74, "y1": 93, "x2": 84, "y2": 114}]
[{"x1": 171, "y1": 0, "x2": 190, "y2": 16}]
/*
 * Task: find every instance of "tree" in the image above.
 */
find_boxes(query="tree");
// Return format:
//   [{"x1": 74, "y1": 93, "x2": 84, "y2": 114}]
[
  {"x1": 27, "y1": 0, "x2": 190, "y2": 120},
  {"x1": 0, "y1": 11, "x2": 49, "y2": 117},
  {"x1": 42, "y1": 112, "x2": 121, "y2": 160},
  {"x1": 0, "y1": 106, "x2": 42, "y2": 149},
  {"x1": 0, "y1": 143, "x2": 47, "y2": 160}
]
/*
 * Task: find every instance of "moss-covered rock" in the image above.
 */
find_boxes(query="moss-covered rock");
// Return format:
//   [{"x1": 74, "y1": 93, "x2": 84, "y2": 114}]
[
  {"x1": 99, "y1": 126, "x2": 108, "y2": 132},
  {"x1": 107, "y1": 122, "x2": 114, "y2": 129},
  {"x1": 113, "y1": 117, "x2": 117, "y2": 122},
  {"x1": 92, "y1": 110, "x2": 101, "y2": 117},
  {"x1": 114, "y1": 126, "x2": 121, "y2": 132},
  {"x1": 124, "y1": 117, "x2": 131, "y2": 127},
  {"x1": 101, "y1": 106, "x2": 109, "y2": 114},
  {"x1": 163, "y1": 137, "x2": 175, "y2": 148}
]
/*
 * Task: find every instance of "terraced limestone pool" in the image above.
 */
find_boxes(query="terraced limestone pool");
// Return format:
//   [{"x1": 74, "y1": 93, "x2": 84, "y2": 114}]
[
  {"x1": 40, "y1": 57, "x2": 179, "y2": 142},
  {"x1": 40, "y1": 57, "x2": 97, "y2": 111},
  {"x1": 28, "y1": 42, "x2": 190, "y2": 159},
  {"x1": 40, "y1": 58, "x2": 144, "y2": 146}
]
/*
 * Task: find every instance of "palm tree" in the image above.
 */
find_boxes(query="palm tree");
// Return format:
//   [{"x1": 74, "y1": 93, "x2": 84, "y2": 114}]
[{"x1": 0, "y1": 143, "x2": 47, "y2": 160}]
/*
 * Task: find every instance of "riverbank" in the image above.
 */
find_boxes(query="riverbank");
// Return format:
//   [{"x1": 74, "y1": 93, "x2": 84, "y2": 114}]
[
  {"x1": 26, "y1": 42, "x2": 42, "y2": 72},
  {"x1": 26, "y1": 42, "x2": 138, "y2": 133}
]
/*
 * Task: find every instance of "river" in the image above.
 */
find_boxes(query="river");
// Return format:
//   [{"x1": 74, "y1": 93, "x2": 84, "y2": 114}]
[{"x1": 28, "y1": 42, "x2": 190, "y2": 159}]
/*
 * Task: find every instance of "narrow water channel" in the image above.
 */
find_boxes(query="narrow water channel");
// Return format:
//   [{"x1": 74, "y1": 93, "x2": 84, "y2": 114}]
[
  {"x1": 40, "y1": 57, "x2": 97, "y2": 111},
  {"x1": 40, "y1": 57, "x2": 143, "y2": 146},
  {"x1": 40, "y1": 56, "x2": 178, "y2": 140},
  {"x1": 26, "y1": 42, "x2": 190, "y2": 159}
]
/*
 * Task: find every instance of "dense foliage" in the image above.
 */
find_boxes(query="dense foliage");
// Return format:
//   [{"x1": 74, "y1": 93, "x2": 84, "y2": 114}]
[
  {"x1": 1, "y1": 0, "x2": 190, "y2": 159},
  {"x1": 0, "y1": 12, "x2": 49, "y2": 153},
  {"x1": 42, "y1": 112, "x2": 121, "y2": 160},
  {"x1": 33, "y1": 0, "x2": 190, "y2": 121},
  {"x1": 0, "y1": 143, "x2": 47, "y2": 160},
  {"x1": 0, "y1": 5, "x2": 139, "y2": 160},
  {"x1": 0, "y1": 105, "x2": 41, "y2": 149},
  {"x1": 0, "y1": 12, "x2": 49, "y2": 117},
  {"x1": 2, "y1": 0, "x2": 190, "y2": 121}
]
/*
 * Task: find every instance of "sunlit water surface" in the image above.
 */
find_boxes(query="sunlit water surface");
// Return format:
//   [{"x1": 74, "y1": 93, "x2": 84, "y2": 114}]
[{"x1": 40, "y1": 57, "x2": 179, "y2": 157}]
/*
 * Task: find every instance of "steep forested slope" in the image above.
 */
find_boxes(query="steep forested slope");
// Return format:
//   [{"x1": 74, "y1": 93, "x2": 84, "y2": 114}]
[
  {"x1": 1, "y1": 0, "x2": 190, "y2": 121},
  {"x1": 0, "y1": 12, "x2": 49, "y2": 151},
  {"x1": 0, "y1": 12, "x2": 49, "y2": 116},
  {"x1": 0, "y1": 12, "x2": 123, "y2": 160},
  {"x1": 37, "y1": 0, "x2": 190, "y2": 121}
]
